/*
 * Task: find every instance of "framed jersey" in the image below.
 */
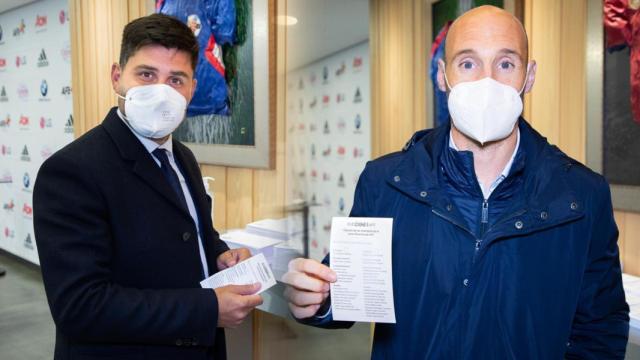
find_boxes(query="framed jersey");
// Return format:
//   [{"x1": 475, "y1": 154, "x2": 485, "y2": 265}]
[{"x1": 158, "y1": 0, "x2": 275, "y2": 168}]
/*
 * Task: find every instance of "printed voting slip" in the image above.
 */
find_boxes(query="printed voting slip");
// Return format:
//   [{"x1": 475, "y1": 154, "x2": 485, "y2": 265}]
[
  {"x1": 200, "y1": 253, "x2": 276, "y2": 295},
  {"x1": 330, "y1": 217, "x2": 396, "y2": 323}
]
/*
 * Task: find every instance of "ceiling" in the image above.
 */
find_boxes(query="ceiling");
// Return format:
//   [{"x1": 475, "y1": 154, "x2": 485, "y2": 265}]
[
  {"x1": 285, "y1": 0, "x2": 369, "y2": 71},
  {"x1": 0, "y1": 0, "x2": 39, "y2": 14}
]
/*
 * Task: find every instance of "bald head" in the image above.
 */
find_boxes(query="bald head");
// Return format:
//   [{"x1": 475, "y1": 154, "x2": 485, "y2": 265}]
[
  {"x1": 446, "y1": 5, "x2": 528, "y2": 64},
  {"x1": 436, "y1": 5, "x2": 536, "y2": 95}
]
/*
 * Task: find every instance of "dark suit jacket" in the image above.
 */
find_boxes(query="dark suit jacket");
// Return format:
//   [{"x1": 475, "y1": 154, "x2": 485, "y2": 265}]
[{"x1": 33, "y1": 107, "x2": 230, "y2": 360}]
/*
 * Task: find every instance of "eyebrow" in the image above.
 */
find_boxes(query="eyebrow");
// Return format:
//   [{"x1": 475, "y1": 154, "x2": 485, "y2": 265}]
[
  {"x1": 133, "y1": 65, "x2": 158, "y2": 73},
  {"x1": 450, "y1": 48, "x2": 525, "y2": 62},
  {"x1": 495, "y1": 48, "x2": 524, "y2": 61},
  {"x1": 450, "y1": 49, "x2": 476, "y2": 62},
  {"x1": 169, "y1": 70, "x2": 189, "y2": 78},
  {"x1": 133, "y1": 65, "x2": 190, "y2": 78}
]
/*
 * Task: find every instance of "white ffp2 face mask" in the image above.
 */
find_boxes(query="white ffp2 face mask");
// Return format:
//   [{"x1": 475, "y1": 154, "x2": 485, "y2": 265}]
[
  {"x1": 117, "y1": 84, "x2": 187, "y2": 139},
  {"x1": 444, "y1": 67, "x2": 528, "y2": 145}
]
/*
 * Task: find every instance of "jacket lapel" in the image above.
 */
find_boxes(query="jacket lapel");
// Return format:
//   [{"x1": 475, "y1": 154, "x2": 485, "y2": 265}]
[
  {"x1": 172, "y1": 142, "x2": 210, "y2": 227},
  {"x1": 172, "y1": 141, "x2": 219, "y2": 268},
  {"x1": 101, "y1": 107, "x2": 192, "y2": 220}
]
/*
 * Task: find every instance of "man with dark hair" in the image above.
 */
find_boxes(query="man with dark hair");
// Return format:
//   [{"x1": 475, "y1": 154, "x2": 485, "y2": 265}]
[{"x1": 34, "y1": 13, "x2": 261, "y2": 360}]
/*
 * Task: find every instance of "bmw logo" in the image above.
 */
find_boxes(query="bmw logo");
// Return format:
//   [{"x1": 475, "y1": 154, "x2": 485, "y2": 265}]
[
  {"x1": 40, "y1": 80, "x2": 48, "y2": 97},
  {"x1": 23, "y1": 172, "x2": 30, "y2": 188}
]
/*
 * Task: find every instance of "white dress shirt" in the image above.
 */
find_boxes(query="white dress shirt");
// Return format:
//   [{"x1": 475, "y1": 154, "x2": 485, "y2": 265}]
[{"x1": 118, "y1": 109, "x2": 210, "y2": 278}]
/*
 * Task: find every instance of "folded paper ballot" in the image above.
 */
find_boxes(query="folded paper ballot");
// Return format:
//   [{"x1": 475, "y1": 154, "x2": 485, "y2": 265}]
[{"x1": 200, "y1": 253, "x2": 277, "y2": 295}]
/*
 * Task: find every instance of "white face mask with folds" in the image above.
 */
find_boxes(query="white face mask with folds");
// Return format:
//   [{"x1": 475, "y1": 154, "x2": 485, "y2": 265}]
[
  {"x1": 444, "y1": 65, "x2": 528, "y2": 145},
  {"x1": 117, "y1": 84, "x2": 187, "y2": 139}
]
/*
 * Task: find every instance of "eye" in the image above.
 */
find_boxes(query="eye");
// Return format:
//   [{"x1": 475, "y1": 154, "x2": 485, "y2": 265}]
[
  {"x1": 498, "y1": 61, "x2": 515, "y2": 70},
  {"x1": 459, "y1": 61, "x2": 475, "y2": 70},
  {"x1": 138, "y1": 71, "x2": 155, "y2": 81},
  {"x1": 169, "y1": 77, "x2": 184, "y2": 86}
]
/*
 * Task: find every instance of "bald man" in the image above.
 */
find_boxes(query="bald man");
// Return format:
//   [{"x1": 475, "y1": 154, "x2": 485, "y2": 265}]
[{"x1": 282, "y1": 5, "x2": 629, "y2": 359}]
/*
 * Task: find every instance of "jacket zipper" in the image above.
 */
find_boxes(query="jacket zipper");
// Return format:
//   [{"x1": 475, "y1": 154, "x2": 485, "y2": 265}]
[
  {"x1": 472, "y1": 199, "x2": 489, "y2": 265},
  {"x1": 480, "y1": 199, "x2": 489, "y2": 238}
]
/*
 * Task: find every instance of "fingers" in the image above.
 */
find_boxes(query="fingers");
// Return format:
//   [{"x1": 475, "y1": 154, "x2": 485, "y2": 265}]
[
  {"x1": 226, "y1": 283, "x2": 261, "y2": 296},
  {"x1": 283, "y1": 258, "x2": 334, "y2": 320},
  {"x1": 218, "y1": 248, "x2": 253, "y2": 270},
  {"x1": 226, "y1": 306, "x2": 255, "y2": 329},
  {"x1": 284, "y1": 286, "x2": 329, "y2": 307},
  {"x1": 288, "y1": 303, "x2": 322, "y2": 320},
  {"x1": 289, "y1": 258, "x2": 337, "y2": 283},
  {"x1": 217, "y1": 251, "x2": 235, "y2": 270},
  {"x1": 235, "y1": 248, "x2": 252, "y2": 262},
  {"x1": 281, "y1": 271, "x2": 329, "y2": 293},
  {"x1": 243, "y1": 294, "x2": 264, "y2": 308}
]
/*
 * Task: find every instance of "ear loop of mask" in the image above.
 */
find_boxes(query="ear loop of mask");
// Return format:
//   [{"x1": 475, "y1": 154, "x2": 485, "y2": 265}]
[
  {"x1": 517, "y1": 63, "x2": 530, "y2": 95},
  {"x1": 115, "y1": 92, "x2": 131, "y2": 121},
  {"x1": 441, "y1": 61, "x2": 530, "y2": 94},
  {"x1": 441, "y1": 61, "x2": 453, "y2": 91}
]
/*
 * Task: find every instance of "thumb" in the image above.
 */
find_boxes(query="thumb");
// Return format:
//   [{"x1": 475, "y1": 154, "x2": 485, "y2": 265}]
[
  {"x1": 227, "y1": 283, "x2": 261, "y2": 295},
  {"x1": 217, "y1": 251, "x2": 236, "y2": 269}
]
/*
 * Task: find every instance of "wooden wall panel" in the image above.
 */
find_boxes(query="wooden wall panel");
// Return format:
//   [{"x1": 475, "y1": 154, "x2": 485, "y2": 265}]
[
  {"x1": 226, "y1": 168, "x2": 255, "y2": 230},
  {"x1": 526, "y1": 0, "x2": 562, "y2": 146},
  {"x1": 200, "y1": 165, "x2": 228, "y2": 231},
  {"x1": 370, "y1": 0, "x2": 428, "y2": 158},
  {"x1": 70, "y1": 0, "x2": 137, "y2": 137},
  {"x1": 558, "y1": 0, "x2": 586, "y2": 162}
]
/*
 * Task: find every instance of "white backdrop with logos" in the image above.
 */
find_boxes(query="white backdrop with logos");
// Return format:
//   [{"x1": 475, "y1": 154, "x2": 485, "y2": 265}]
[
  {"x1": 0, "y1": 0, "x2": 74, "y2": 264},
  {"x1": 285, "y1": 41, "x2": 371, "y2": 261}
]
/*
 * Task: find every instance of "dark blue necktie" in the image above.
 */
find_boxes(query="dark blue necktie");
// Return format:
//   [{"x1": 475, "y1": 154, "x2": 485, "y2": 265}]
[{"x1": 152, "y1": 148, "x2": 188, "y2": 211}]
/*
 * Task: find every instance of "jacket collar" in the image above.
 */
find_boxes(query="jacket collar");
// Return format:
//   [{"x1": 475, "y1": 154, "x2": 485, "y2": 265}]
[
  {"x1": 388, "y1": 118, "x2": 585, "y2": 239},
  {"x1": 443, "y1": 129, "x2": 523, "y2": 201},
  {"x1": 101, "y1": 107, "x2": 193, "y2": 221}
]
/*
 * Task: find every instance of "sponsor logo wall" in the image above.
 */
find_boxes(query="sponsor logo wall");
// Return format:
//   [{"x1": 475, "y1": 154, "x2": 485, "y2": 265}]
[
  {"x1": 286, "y1": 42, "x2": 371, "y2": 261},
  {"x1": 0, "y1": 0, "x2": 73, "y2": 264}
]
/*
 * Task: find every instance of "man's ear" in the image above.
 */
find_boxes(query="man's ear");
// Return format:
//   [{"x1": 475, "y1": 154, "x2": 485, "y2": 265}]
[
  {"x1": 111, "y1": 63, "x2": 121, "y2": 93},
  {"x1": 436, "y1": 59, "x2": 448, "y2": 92},
  {"x1": 523, "y1": 60, "x2": 537, "y2": 94},
  {"x1": 190, "y1": 78, "x2": 197, "y2": 101}
]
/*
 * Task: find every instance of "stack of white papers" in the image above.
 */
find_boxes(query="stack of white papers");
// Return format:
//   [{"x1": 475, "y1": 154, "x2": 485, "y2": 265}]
[
  {"x1": 246, "y1": 219, "x2": 290, "y2": 241},
  {"x1": 220, "y1": 230, "x2": 283, "y2": 268},
  {"x1": 220, "y1": 218, "x2": 304, "y2": 280}
]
